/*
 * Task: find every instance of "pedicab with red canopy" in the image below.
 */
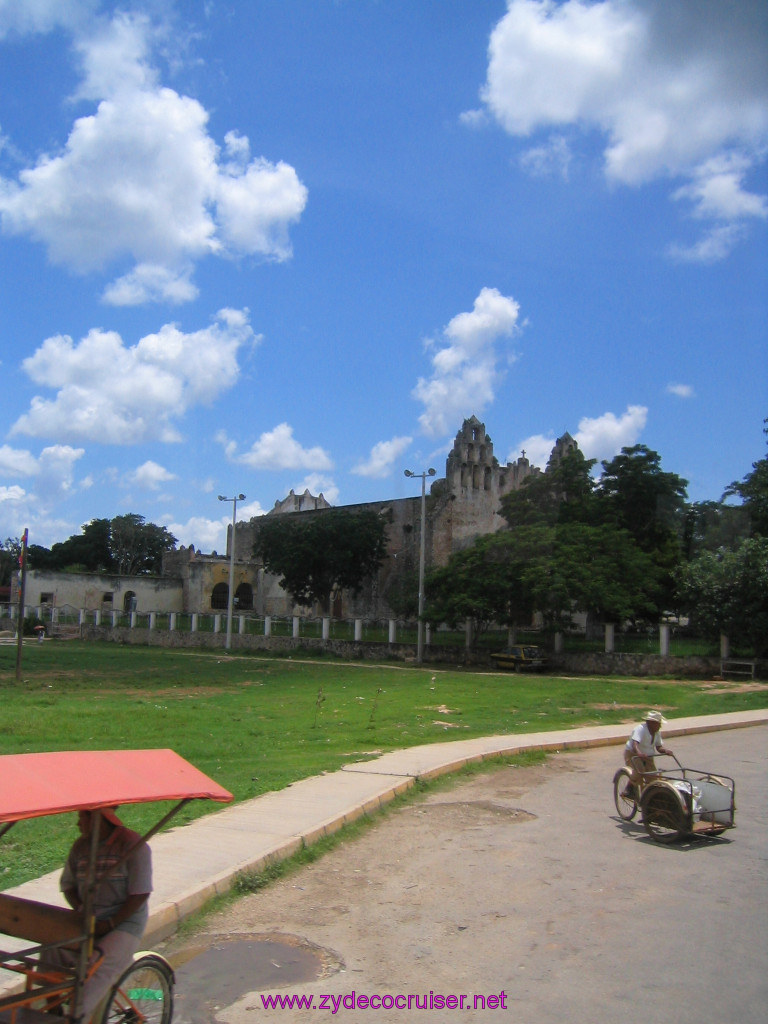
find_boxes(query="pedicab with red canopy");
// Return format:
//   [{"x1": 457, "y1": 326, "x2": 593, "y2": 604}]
[{"x1": 0, "y1": 749, "x2": 233, "y2": 1023}]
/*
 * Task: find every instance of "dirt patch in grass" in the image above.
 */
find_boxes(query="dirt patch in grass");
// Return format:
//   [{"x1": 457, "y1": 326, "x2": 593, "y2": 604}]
[{"x1": 699, "y1": 681, "x2": 768, "y2": 694}]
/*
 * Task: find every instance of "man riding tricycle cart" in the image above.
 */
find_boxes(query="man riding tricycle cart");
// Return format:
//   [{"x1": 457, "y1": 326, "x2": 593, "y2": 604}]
[
  {"x1": 613, "y1": 712, "x2": 736, "y2": 843},
  {"x1": 0, "y1": 749, "x2": 232, "y2": 1023}
]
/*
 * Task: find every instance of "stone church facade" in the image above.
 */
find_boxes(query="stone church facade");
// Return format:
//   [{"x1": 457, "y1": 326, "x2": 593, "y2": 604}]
[{"x1": 232, "y1": 416, "x2": 578, "y2": 620}]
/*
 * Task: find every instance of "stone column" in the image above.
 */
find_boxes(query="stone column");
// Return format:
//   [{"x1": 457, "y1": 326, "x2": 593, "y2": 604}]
[
  {"x1": 554, "y1": 631, "x2": 563, "y2": 653},
  {"x1": 149, "y1": 612, "x2": 156, "y2": 630},
  {"x1": 169, "y1": 612, "x2": 176, "y2": 631},
  {"x1": 191, "y1": 614, "x2": 198, "y2": 633},
  {"x1": 213, "y1": 614, "x2": 221, "y2": 634},
  {"x1": 264, "y1": 616, "x2": 272, "y2": 636},
  {"x1": 605, "y1": 623, "x2": 615, "y2": 653},
  {"x1": 659, "y1": 623, "x2": 670, "y2": 656},
  {"x1": 292, "y1": 616, "x2": 300, "y2": 639},
  {"x1": 388, "y1": 619, "x2": 397, "y2": 644},
  {"x1": 322, "y1": 617, "x2": 330, "y2": 640},
  {"x1": 354, "y1": 619, "x2": 363, "y2": 641},
  {"x1": 238, "y1": 615, "x2": 245, "y2": 635},
  {"x1": 720, "y1": 633, "x2": 730, "y2": 659}
]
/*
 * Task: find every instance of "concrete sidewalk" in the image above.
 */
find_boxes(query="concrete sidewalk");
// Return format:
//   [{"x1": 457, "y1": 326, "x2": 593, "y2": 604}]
[{"x1": 8, "y1": 708, "x2": 768, "y2": 947}]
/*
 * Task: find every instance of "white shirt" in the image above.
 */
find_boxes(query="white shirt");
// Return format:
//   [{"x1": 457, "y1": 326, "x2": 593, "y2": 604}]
[{"x1": 625, "y1": 721, "x2": 663, "y2": 758}]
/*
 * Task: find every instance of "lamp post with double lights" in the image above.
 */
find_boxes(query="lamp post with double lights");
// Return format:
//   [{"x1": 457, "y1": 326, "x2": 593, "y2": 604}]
[
  {"x1": 218, "y1": 493, "x2": 245, "y2": 650},
  {"x1": 404, "y1": 467, "x2": 436, "y2": 663}
]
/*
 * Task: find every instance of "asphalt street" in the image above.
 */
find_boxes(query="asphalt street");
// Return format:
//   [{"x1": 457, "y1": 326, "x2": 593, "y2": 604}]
[{"x1": 167, "y1": 724, "x2": 768, "y2": 1024}]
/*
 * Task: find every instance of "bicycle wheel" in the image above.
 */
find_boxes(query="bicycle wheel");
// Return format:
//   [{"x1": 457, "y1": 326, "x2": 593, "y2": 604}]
[
  {"x1": 99, "y1": 953, "x2": 174, "y2": 1024},
  {"x1": 641, "y1": 786, "x2": 686, "y2": 844},
  {"x1": 613, "y1": 767, "x2": 637, "y2": 821}
]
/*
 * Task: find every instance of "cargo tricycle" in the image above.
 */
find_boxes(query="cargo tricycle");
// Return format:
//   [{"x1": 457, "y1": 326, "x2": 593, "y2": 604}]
[{"x1": 613, "y1": 751, "x2": 735, "y2": 844}]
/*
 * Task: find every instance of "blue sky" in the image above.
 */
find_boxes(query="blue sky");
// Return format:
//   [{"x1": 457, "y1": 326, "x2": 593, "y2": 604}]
[{"x1": 1, "y1": 0, "x2": 766, "y2": 553}]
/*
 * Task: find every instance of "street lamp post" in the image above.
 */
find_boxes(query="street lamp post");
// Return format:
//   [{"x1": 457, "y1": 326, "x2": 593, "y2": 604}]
[
  {"x1": 404, "y1": 467, "x2": 436, "y2": 663},
  {"x1": 218, "y1": 493, "x2": 245, "y2": 651}
]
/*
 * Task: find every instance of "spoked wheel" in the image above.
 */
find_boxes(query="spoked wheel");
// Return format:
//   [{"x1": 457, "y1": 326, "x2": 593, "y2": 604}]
[
  {"x1": 99, "y1": 953, "x2": 174, "y2": 1024},
  {"x1": 641, "y1": 786, "x2": 687, "y2": 844},
  {"x1": 613, "y1": 767, "x2": 638, "y2": 821}
]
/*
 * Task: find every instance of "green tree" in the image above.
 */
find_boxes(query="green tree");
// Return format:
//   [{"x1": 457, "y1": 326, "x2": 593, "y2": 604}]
[
  {"x1": 536, "y1": 522, "x2": 659, "y2": 628},
  {"x1": 253, "y1": 508, "x2": 389, "y2": 610},
  {"x1": 47, "y1": 518, "x2": 113, "y2": 572},
  {"x1": 384, "y1": 570, "x2": 420, "y2": 620},
  {"x1": 597, "y1": 445, "x2": 688, "y2": 614},
  {"x1": 677, "y1": 537, "x2": 768, "y2": 656},
  {"x1": 598, "y1": 445, "x2": 687, "y2": 549},
  {"x1": 424, "y1": 528, "x2": 548, "y2": 644},
  {"x1": 0, "y1": 537, "x2": 22, "y2": 587},
  {"x1": 27, "y1": 516, "x2": 176, "y2": 575},
  {"x1": 109, "y1": 514, "x2": 177, "y2": 575},
  {"x1": 723, "y1": 419, "x2": 768, "y2": 538},
  {"x1": 500, "y1": 448, "x2": 598, "y2": 528},
  {"x1": 681, "y1": 500, "x2": 750, "y2": 560}
]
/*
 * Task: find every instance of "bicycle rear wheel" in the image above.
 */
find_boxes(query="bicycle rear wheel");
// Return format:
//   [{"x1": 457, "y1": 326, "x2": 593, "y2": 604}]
[{"x1": 99, "y1": 953, "x2": 174, "y2": 1024}]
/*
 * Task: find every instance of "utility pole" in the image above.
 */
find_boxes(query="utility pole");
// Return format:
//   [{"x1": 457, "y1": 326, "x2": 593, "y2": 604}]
[
  {"x1": 404, "y1": 468, "x2": 436, "y2": 663},
  {"x1": 15, "y1": 528, "x2": 28, "y2": 682},
  {"x1": 218, "y1": 494, "x2": 245, "y2": 650}
]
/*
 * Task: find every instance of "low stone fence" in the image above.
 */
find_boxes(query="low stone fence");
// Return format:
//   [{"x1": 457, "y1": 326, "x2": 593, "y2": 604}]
[
  {"x1": 74, "y1": 623, "x2": 764, "y2": 679},
  {"x1": 3, "y1": 605, "x2": 763, "y2": 679}
]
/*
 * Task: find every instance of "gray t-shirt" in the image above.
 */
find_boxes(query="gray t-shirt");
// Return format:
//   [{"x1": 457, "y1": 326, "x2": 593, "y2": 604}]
[{"x1": 60, "y1": 825, "x2": 152, "y2": 938}]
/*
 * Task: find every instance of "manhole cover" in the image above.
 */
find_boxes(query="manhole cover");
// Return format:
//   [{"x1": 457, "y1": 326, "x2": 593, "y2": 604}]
[{"x1": 170, "y1": 933, "x2": 342, "y2": 1023}]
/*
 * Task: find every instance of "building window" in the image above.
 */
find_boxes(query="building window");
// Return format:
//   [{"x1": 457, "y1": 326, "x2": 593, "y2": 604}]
[
  {"x1": 123, "y1": 591, "x2": 137, "y2": 613},
  {"x1": 39, "y1": 592, "x2": 54, "y2": 605},
  {"x1": 102, "y1": 593, "x2": 114, "y2": 605}
]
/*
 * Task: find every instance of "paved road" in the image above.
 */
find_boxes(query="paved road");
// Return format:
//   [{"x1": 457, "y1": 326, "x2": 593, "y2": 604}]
[{"x1": 166, "y1": 725, "x2": 767, "y2": 1024}]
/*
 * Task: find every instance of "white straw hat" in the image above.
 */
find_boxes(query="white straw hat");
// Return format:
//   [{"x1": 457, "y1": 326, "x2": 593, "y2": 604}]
[{"x1": 645, "y1": 710, "x2": 667, "y2": 724}]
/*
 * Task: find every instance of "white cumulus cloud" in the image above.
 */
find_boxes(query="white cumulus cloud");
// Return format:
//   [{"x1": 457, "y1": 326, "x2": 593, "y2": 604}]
[
  {"x1": 0, "y1": 442, "x2": 86, "y2": 541},
  {"x1": 666, "y1": 383, "x2": 694, "y2": 399},
  {"x1": 352, "y1": 436, "x2": 413, "y2": 478},
  {"x1": 126, "y1": 460, "x2": 178, "y2": 490},
  {"x1": 513, "y1": 404, "x2": 648, "y2": 468},
  {"x1": 479, "y1": 0, "x2": 768, "y2": 259},
  {"x1": 165, "y1": 499, "x2": 267, "y2": 553},
  {"x1": 0, "y1": 0, "x2": 97, "y2": 38},
  {"x1": 12, "y1": 309, "x2": 253, "y2": 444},
  {"x1": 222, "y1": 423, "x2": 334, "y2": 472},
  {"x1": 575, "y1": 405, "x2": 648, "y2": 462},
  {"x1": 0, "y1": 10, "x2": 308, "y2": 304},
  {"x1": 413, "y1": 287, "x2": 521, "y2": 437}
]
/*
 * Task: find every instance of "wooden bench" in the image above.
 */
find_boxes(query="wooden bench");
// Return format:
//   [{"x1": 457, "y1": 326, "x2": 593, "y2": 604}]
[
  {"x1": 0, "y1": 895, "x2": 82, "y2": 949},
  {"x1": 0, "y1": 895, "x2": 85, "y2": 1022},
  {"x1": 720, "y1": 659, "x2": 756, "y2": 681}
]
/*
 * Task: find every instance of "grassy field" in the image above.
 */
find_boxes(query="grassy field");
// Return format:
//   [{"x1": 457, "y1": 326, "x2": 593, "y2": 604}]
[{"x1": 1, "y1": 641, "x2": 765, "y2": 890}]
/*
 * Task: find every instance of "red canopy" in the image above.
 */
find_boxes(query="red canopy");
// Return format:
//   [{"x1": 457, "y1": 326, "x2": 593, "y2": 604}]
[{"x1": 0, "y1": 749, "x2": 233, "y2": 823}]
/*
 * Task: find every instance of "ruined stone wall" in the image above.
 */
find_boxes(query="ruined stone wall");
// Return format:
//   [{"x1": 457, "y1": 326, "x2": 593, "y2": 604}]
[{"x1": 20, "y1": 569, "x2": 184, "y2": 614}]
